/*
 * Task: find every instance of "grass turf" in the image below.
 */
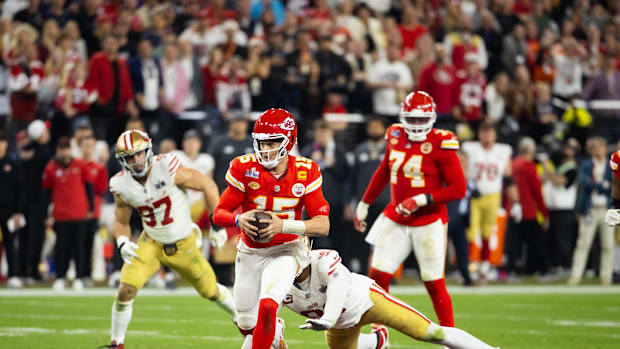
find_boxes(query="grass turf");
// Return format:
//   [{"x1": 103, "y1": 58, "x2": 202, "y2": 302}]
[{"x1": 0, "y1": 286, "x2": 619, "y2": 349}]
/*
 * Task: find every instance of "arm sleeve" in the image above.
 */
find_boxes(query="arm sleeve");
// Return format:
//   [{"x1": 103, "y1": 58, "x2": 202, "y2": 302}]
[
  {"x1": 213, "y1": 186, "x2": 245, "y2": 227},
  {"x1": 433, "y1": 148, "x2": 466, "y2": 203},
  {"x1": 304, "y1": 163, "x2": 330, "y2": 217},
  {"x1": 318, "y1": 252, "x2": 351, "y2": 324},
  {"x1": 361, "y1": 146, "x2": 390, "y2": 204}
]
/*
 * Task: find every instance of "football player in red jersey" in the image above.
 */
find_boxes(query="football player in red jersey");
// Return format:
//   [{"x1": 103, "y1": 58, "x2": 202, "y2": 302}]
[
  {"x1": 353, "y1": 91, "x2": 466, "y2": 327},
  {"x1": 213, "y1": 108, "x2": 330, "y2": 349}
]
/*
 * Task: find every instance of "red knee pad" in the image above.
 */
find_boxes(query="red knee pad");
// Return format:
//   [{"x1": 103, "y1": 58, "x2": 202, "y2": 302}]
[{"x1": 369, "y1": 268, "x2": 393, "y2": 292}]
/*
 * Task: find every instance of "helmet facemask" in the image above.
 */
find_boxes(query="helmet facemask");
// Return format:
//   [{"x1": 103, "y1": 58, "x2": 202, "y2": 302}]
[
  {"x1": 117, "y1": 147, "x2": 153, "y2": 177},
  {"x1": 400, "y1": 109, "x2": 436, "y2": 142},
  {"x1": 253, "y1": 135, "x2": 290, "y2": 169}
]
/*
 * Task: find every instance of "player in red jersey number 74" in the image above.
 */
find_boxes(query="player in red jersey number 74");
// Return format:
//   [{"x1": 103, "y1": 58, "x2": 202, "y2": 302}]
[
  {"x1": 354, "y1": 91, "x2": 466, "y2": 327},
  {"x1": 213, "y1": 108, "x2": 330, "y2": 349}
]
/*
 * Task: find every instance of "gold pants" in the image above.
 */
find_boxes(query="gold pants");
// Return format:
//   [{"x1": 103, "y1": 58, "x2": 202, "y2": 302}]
[
  {"x1": 324, "y1": 284, "x2": 431, "y2": 349},
  {"x1": 120, "y1": 231, "x2": 218, "y2": 299},
  {"x1": 467, "y1": 192, "x2": 501, "y2": 241}
]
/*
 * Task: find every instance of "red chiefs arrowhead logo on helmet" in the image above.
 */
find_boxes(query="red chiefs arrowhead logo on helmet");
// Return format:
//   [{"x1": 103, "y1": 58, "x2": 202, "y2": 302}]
[{"x1": 280, "y1": 117, "x2": 295, "y2": 131}]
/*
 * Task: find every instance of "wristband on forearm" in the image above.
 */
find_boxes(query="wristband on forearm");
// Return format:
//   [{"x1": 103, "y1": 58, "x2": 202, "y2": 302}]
[
  {"x1": 425, "y1": 193, "x2": 434, "y2": 206},
  {"x1": 234, "y1": 214, "x2": 240, "y2": 227},
  {"x1": 282, "y1": 220, "x2": 305, "y2": 235}
]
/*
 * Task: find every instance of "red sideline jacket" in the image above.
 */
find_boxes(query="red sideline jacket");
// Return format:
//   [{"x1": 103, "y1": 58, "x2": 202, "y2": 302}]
[
  {"x1": 42, "y1": 158, "x2": 93, "y2": 221},
  {"x1": 87, "y1": 52, "x2": 133, "y2": 114}
]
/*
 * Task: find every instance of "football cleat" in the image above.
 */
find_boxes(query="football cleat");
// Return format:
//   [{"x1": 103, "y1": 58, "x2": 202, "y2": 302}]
[
  {"x1": 99, "y1": 341, "x2": 124, "y2": 349},
  {"x1": 372, "y1": 325, "x2": 389, "y2": 349}
]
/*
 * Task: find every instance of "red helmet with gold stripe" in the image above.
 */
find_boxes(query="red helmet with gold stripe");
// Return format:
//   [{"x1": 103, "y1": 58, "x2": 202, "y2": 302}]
[{"x1": 115, "y1": 129, "x2": 153, "y2": 177}]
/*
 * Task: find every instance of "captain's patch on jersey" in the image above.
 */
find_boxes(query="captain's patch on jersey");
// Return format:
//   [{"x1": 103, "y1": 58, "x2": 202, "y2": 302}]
[
  {"x1": 248, "y1": 181, "x2": 260, "y2": 190},
  {"x1": 421, "y1": 142, "x2": 433, "y2": 154}
]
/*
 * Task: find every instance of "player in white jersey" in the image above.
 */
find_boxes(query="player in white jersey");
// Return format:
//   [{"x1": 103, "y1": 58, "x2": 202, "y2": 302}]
[
  {"x1": 273, "y1": 249, "x2": 499, "y2": 349},
  {"x1": 461, "y1": 122, "x2": 515, "y2": 279},
  {"x1": 102, "y1": 130, "x2": 235, "y2": 349}
]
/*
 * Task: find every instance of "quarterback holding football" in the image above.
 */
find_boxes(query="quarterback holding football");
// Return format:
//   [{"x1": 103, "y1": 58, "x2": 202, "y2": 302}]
[
  {"x1": 103, "y1": 130, "x2": 235, "y2": 349},
  {"x1": 354, "y1": 91, "x2": 466, "y2": 327},
  {"x1": 213, "y1": 108, "x2": 331, "y2": 349}
]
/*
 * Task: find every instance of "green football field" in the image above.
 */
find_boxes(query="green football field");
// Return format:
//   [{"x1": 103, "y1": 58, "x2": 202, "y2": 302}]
[{"x1": 1, "y1": 285, "x2": 619, "y2": 349}]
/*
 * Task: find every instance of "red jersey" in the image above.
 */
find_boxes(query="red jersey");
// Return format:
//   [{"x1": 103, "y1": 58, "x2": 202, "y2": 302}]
[
  {"x1": 213, "y1": 154, "x2": 330, "y2": 248},
  {"x1": 609, "y1": 151, "x2": 620, "y2": 181},
  {"x1": 361, "y1": 125, "x2": 466, "y2": 226},
  {"x1": 42, "y1": 159, "x2": 93, "y2": 221},
  {"x1": 456, "y1": 73, "x2": 486, "y2": 122}
]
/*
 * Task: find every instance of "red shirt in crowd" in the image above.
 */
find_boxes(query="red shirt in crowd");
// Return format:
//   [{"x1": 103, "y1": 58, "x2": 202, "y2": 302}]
[
  {"x1": 84, "y1": 160, "x2": 108, "y2": 219},
  {"x1": 8, "y1": 60, "x2": 44, "y2": 122},
  {"x1": 42, "y1": 158, "x2": 93, "y2": 221},
  {"x1": 417, "y1": 62, "x2": 459, "y2": 115},
  {"x1": 54, "y1": 79, "x2": 98, "y2": 115},
  {"x1": 87, "y1": 52, "x2": 133, "y2": 114},
  {"x1": 455, "y1": 72, "x2": 486, "y2": 122},
  {"x1": 399, "y1": 24, "x2": 428, "y2": 53},
  {"x1": 512, "y1": 156, "x2": 548, "y2": 221}
]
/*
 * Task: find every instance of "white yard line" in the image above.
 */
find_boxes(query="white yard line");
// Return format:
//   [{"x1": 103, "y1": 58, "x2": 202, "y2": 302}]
[{"x1": 1, "y1": 285, "x2": 619, "y2": 297}]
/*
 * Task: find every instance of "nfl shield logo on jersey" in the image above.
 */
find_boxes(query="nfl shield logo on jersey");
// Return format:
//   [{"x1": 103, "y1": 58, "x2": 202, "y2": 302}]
[{"x1": 292, "y1": 183, "x2": 305, "y2": 197}]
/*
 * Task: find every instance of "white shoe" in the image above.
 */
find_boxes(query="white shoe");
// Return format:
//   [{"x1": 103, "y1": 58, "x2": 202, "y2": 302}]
[
  {"x1": 73, "y1": 279, "x2": 84, "y2": 291},
  {"x1": 53, "y1": 278, "x2": 65, "y2": 291},
  {"x1": 7, "y1": 277, "x2": 23, "y2": 289}
]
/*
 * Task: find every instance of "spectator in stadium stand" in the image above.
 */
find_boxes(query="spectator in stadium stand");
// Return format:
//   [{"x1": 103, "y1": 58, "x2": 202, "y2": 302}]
[
  {"x1": 398, "y1": 5, "x2": 428, "y2": 57},
  {"x1": 160, "y1": 40, "x2": 192, "y2": 141},
  {"x1": 19, "y1": 120, "x2": 52, "y2": 282},
  {"x1": 39, "y1": 19, "x2": 60, "y2": 63},
  {"x1": 172, "y1": 0, "x2": 201, "y2": 35},
  {"x1": 302, "y1": 120, "x2": 350, "y2": 262},
  {"x1": 215, "y1": 56, "x2": 251, "y2": 121},
  {"x1": 158, "y1": 137, "x2": 177, "y2": 154},
  {"x1": 541, "y1": 139, "x2": 580, "y2": 276},
  {"x1": 493, "y1": 0, "x2": 521, "y2": 34},
  {"x1": 443, "y1": 13, "x2": 488, "y2": 72},
  {"x1": 245, "y1": 38, "x2": 271, "y2": 111},
  {"x1": 178, "y1": 40, "x2": 205, "y2": 113},
  {"x1": 43, "y1": 0, "x2": 71, "y2": 27},
  {"x1": 508, "y1": 137, "x2": 549, "y2": 276},
  {"x1": 532, "y1": 82, "x2": 558, "y2": 143},
  {"x1": 216, "y1": 20, "x2": 248, "y2": 60},
  {"x1": 569, "y1": 136, "x2": 614, "y2": 286},
  {"x1": 551, "y1": 36, "x2": 587, "y2": 101},
  {"x1": 75, "y1": 0, "x2": 100, "y2": 56},
  {"x1": 129, "y1": 38, "x2": 163, "y2": 140},
  {"x1": 353, "y1": 2, "x2": 384, "y2": 53},
  {"x1": 500, "y1": 22, "x2": 527, "y2": 74},
  {"x1": 484, "y1": 72, "x2": 510, "y2": 123},
  {"x1": 344, "y1": 39, "x2": 373, "y2": 114},
  {"x1": 583, "y1": 54, "x2": 620, "y2": 118},
  {"x1": 477, "y1": 10, "x2": 503, "y2": 78},
  {"x1": 315, "y1": 35, "x2": 352, "y2": 97},
  {"x1": 508, "y1": 65, "x2": 535, "y2": 131},
  {"x1": 8, "y1": 42, "x2": 43, "y2": 133},
  {"x1": 179, "y1": 9, "x2": 213, "y2": 65},
  {"x1": 417, "y1": 43, "x2": 459, "y2": 129},
  {"x1": 350, "y1": 116, "x2": 389, "y2": 274},
  {"x1": 455, "y1": 53, "x2": 486, "y2": 128},
  {"x1": 78, "y1": 129, "x2": 108, "y2": 284},
  {"x1": 12, "y1": 0, "x2": 44, "y2": 32},
  {"x1": 87, "y1": 34, "x2": 138, "y2": 145},
  {"x1": 0, "y1": 130, "x2": 25, "y2": 288},
  {"x1": 42, "y1": 136, "x2": 94, "y2": 291},
  {"x1": 207, "y1": 113, "x2": 253, "y2": 193},
  {"x1": 250, "y1": 0, "x2": 285, "y2": 27},
  {"x1": 367, "y1": 43, "x2": 413, "y2": 117}
]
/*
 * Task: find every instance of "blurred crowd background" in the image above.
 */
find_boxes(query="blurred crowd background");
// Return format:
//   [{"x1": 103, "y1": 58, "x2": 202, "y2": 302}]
[{"x1": 1, "y1": 0, "x2": 620, "y2": 290}]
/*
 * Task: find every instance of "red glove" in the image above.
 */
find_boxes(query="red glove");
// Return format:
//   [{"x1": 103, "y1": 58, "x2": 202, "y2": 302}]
[{"x1": 395, "y1": 194, "x2": 430, "y2": 217}]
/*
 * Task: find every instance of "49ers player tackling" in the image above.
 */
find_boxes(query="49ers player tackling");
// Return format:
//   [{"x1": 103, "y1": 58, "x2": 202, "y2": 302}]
[
  {"x1": 213, "y1": 108, "x2": 330, "y2": 349},
  {"x1": 354, "y1": 91, "x2": 466, "y2": 327},
  {"x1": 104, "y1": 130, "x2": 235, "y2": 349}
]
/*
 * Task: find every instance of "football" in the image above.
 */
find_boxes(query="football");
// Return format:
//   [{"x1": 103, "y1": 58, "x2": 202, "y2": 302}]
[{"x1": 251, "y1": 211, "x2": 273, "y2": 243}]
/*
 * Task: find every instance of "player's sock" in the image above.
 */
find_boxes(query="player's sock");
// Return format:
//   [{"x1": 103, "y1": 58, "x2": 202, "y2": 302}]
[
  {"x1": 368, "y1": 268, "x2": 393, "y2": 292},
  {"x1": 481, "y1": 239, "x2": 490, "y2": 262},
  {"x1": 423, "y1": 323, "x2": 496, "y2": 349},
  {"x1": 356, "y1": 333, "x2": 378, "y2": 349},
  {"x1": 423, "y1": 279, "x2": 454, "y2": 327},
  {"x1": 252, "y1": 298, "x2": 278, "y2": 349},
  {"x1": 111, "y1": 298, "x2": 133, "y2": 344},
  {"x1": 214, "y1": 283, "x2": 236, "y2": 318}
]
